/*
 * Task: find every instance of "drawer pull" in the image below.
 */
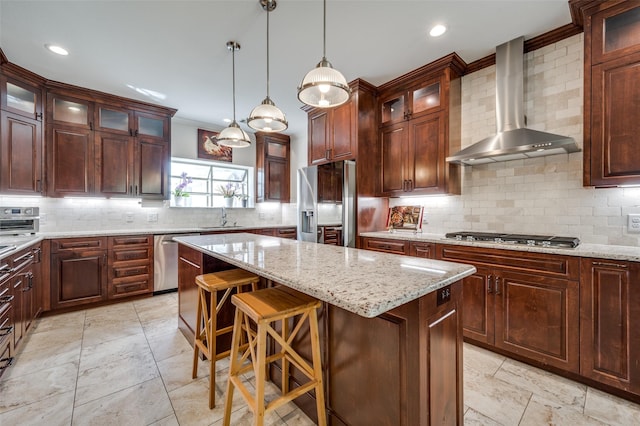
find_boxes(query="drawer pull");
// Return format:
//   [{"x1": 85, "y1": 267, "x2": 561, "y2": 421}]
[
  {"x1": 0, "y1": 356, "x2": 14, "y2": 370},
  {"x1": 592, "y1": 261, "x2": 627, "y2": 269},
  {"x1": 495, "y1": 277, "x2": 502, "y2": 296},
  {"x1": 0, "y1": 295, "x2": 14, "y2": 305},
  {"x1": 487, "y1": 275, "x2": 493, "y2": 294},
  {"x1": 0, "y1": 325, "x2": 13, "y2": 337}
]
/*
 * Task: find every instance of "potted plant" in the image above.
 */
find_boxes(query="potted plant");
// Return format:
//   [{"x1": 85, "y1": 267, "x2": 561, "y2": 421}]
[
  {"x1": 173, "y1": 172, "x2": 192, "y2": 206},
  {"x1": 218, "y1": 183, "x2": 237, "y2": 207}
]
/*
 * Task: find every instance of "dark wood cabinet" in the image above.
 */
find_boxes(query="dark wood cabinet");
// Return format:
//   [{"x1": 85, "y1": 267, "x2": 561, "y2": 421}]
[
  {"x1": 274, "y1": 227, "x2": 297, "y2": 240},
  {"x1": 108, "y1": 235, "x2": 153, "y2": 299},
  {"x1": 377, "y1": 56, "x2": 463, "y2": 196},
  {"x1": 307, "y1": 98, "x2": 355, "y2": 166},
  {"x1": 409, "y1": 241, "x2": 434, "y2": 258},
  {"x1": 45, "y1": 86, "x2": 174, "y2": 199},
  {"x1": 255, "y1": 132, "x2": 290, "y2": 203},
  {"x1": 437, "y1": 244, "x2": 580, "y2": 373},
  {"x1": 0, "y1": 70, "x2": 44, "y2": 195},
  {"x1": 0, "y1": 256, "x2": 13, "y2": 378},
  {"x1": 580, "y1": 258, "x2": 640, "y2": 395},
  {"x1": 580, "y1": 1, "x2": 640, "y2": 186},
  {"x1": 50, "y1": 237, "x2": 108, "y2": 309}
]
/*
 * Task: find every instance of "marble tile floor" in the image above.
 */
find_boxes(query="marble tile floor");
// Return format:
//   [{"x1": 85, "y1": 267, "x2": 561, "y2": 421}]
[{"x1": 0, "y1": 292, "x2": 638, "y2": 425}]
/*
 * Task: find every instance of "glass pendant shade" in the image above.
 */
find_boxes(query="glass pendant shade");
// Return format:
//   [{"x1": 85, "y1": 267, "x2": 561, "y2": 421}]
[
  {"x1": 218, "y1": 41, "x2": 251, "y2": 148},
  {"x1": 217, "y1": 121, "x2": 251, "y2": 148},
  {"x1": 298, "y1": 58, "x2": 350, "y2": 108},
  {"x1": 248, "y1": 0, "x2": 288, "y2": 132}
]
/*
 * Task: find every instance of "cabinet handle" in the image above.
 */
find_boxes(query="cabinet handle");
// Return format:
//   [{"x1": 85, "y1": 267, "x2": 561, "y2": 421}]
[
  {"x1": 89, "y1": 122, "x2": 93, "y2": 130},
  {"x1": 135, "y1": 185, "x2": 139, "y2": 195},
  {"x1": 495, "y1": 277, "x2": 502, "y2": 295},
  {"x1": 0, "y1": 295, "x2": 14, "y2": 305},
  {"x1": 408, "y1": 179, "x2": 413, "y2": 191},
  {"x1": 135, "y1": 129, "x2": 139, "y2": 137},
  {"x1": 487, "y1": 275, "x2": 493, "y2": 294},
  {"x1": 0, "y1": 325, "x2": 13, "y2": 337},
  {"x1": 35, "y1": 112, "x2": 43, "y2": 120},
  {"x1": 592, "y1": 261, "x2": 627, "y2": 268},
  {"x1": 129, "y1": 185, "x2": 133, "y2": 195},
  {"x1": 129, "y1": 128, "x2": 133, "y2": 136},
  {"x1": 0, "y1": 357, "x2": 14, "y2": 370},
  {"x1": 36, "y1": 180, "x2": 42, "y2": 192}
]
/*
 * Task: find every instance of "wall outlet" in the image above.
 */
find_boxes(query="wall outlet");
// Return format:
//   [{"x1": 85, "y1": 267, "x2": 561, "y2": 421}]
[
  {"x1": 147, "y1": 213, "x2": 158, "y2": 222},
  {"x1": 125, "y1": 212, "x2": 134, "y2": 223},
  {"x1": 628, "y1": 214, "x2": 640, "y2": 233}
]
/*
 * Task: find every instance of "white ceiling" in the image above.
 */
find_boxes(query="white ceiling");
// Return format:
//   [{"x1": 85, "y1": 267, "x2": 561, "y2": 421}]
[{"x1": 0, "y1": 0, "x2": 574, "y2": 141}]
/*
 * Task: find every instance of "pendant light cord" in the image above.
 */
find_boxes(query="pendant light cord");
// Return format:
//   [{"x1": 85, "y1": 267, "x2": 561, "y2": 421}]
[
  {"x1": 266, "y1": 0, "x2": 270, "y2": 98},
  {"x1": 231, "y1": 44, "x2": 237, "y2": 121},
  {"x1": 322, "y1": 0, "x2": 327, "y2": 59}
]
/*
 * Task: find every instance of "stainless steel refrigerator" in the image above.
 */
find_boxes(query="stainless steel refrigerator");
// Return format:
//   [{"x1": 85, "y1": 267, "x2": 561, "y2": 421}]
[{"x1": 297, "y1": 160, "x2": 356, "y2": 247}]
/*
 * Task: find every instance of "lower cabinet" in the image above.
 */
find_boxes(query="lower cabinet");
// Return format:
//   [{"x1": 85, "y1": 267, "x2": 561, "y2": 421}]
[
  {"x1": 437, "y1": 244, "x2": 580, "y2": 373},
  {"x1": 50, "y1": 237, "x2": 108, "y2": 309},
  {"x1": 580, "y1": 258, "x2": 640, "y2": 395},
  {"x1": 108, "y1": 235, "x2": 153, "y2": 299}
]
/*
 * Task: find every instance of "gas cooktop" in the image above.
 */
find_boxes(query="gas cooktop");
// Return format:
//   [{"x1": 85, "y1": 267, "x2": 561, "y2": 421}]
[{"x1": 444, "y1": 231, "x2": 580, "y2": 248}]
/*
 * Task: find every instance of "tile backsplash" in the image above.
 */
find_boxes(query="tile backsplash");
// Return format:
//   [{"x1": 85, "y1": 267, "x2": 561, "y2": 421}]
[{"x1": 391, "y1": 33, "x2": 640, "y2": 246}]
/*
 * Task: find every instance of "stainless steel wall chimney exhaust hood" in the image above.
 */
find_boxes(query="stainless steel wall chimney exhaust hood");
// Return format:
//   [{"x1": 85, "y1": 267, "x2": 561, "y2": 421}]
[{"x1": 447, "y1": 37, "x2": 580, "y2": 165}]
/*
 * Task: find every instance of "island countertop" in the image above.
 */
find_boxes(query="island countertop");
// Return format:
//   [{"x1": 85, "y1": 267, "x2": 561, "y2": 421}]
[{"x1": 173, "y1": 233, "x2": 476, "y2": 318}]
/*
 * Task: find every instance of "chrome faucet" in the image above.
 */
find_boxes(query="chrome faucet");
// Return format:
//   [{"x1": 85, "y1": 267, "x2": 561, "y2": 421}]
[{"x1": 220, "y1": 207, "x2": 227, "y2": 227}]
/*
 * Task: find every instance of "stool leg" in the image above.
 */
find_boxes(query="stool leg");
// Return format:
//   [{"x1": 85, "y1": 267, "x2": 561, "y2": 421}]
[
  {"x1": 309, "y1": 309, "x2": 327, "y2": 426},
  {"x1": 281, "y1": 317, "x2": 289, "y2": 396},
  {"x1": 254, "y1": 321, "x2": 268, "y2": 426},
  {"x1": 192, "y1": 287, "x2": 204, "y2": 380},
  {"x1": 223, "y1": 307, "x2": 244, "y2": 426},
  {"x1": 207, "y1": 289, "x2": 217, "y2": 409}
]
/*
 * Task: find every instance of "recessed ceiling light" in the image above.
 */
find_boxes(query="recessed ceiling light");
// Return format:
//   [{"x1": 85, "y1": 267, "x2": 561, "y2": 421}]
[
  {"x1": 429, "y1": 24, "x2": 447, "y2": 37},
  {"x1": 45, "y1": 44, "x2": 69, "y2": 56}
]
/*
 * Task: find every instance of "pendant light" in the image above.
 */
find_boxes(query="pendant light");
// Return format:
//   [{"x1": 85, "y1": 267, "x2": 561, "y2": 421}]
[
  {"x1": 217, "y1": 41, "x2": 251, "y2": 148},
  {"x1": 297, "y1": 0, "x2": 350, "y2": 108},
  {"x1": 247, "y1": 0, "x2": 288, "y2": 132}
]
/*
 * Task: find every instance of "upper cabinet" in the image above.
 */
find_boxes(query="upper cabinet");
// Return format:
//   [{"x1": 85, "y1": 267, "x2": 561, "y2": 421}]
[
  {"x1": 45, "y1": 83, "x2": 175, "y2": 198},
  {"x1": 304, "y1": 79, "x2": 378, "y2": 196},
  {"x1": 255, "y1": 132, "x2": 290, "y2": 203},
  {"x1": 579, "y1": 0, "x2": 640, "y2": 187},
  {"x1": 377, "y1": 55, "x2": 464, "y2": 196},
  {"x1": 0, "y1": 65, "x2": 45, "y2": 195}
]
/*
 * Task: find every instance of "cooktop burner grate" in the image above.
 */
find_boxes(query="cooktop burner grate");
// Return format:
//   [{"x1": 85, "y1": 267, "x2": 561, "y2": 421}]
[{"x1": 444, "y1": 232, "x2": 580, "y2": 248}]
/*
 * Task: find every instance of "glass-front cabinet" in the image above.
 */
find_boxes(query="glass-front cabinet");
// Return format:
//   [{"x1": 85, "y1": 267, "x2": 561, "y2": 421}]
[
  {"x1": 592, "y1": 3, "x2": 640, "y2": 64},
  {"x1": 96, "y1": 105, "x2": 168, "y2": 138},
  {"x1": 1, "y1": 76, "x2": 43, "y2": 120},
  {"x1": 49, "y1": 93, "x2": 93, "y2": 129},
  {"x1": 380, "y1": 76, "x2": 442, "y2": 126}
]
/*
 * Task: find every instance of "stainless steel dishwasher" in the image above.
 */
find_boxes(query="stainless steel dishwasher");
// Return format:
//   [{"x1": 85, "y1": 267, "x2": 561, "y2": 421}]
[{"x1": 153, "y1": 233, "x2": 200, "y2": 293}]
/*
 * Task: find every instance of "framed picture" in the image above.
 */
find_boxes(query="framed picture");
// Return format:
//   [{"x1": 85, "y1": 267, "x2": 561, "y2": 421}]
[
  {"x1": 197, "y1": 128, "x2": 232, "y2": 162},
  {"x1": 386, "y1": 205, "x2": 424, "y2": 232}
]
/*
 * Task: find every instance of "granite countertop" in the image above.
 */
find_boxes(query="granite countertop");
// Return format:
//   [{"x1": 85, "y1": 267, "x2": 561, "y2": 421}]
[
  {"x1": 360, "y1": 231, "x2": 640, "y2": 262},
  {"x1": 173, "y1": 233, "x2": 476, "y2": 318}
]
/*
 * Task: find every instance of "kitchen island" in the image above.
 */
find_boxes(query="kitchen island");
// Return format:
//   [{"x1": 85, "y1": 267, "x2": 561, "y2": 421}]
[{"x1": 175, "y1": 233, "x2": 476, "y2": 425}]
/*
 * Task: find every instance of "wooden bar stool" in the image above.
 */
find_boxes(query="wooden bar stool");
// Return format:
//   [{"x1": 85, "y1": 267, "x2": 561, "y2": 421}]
[
  {"x1": 193, "y1": 269, "x2": 260, "y2": 409},
  {"x1": 223, "y1": 286, "x2": 326, "y2": 426}
]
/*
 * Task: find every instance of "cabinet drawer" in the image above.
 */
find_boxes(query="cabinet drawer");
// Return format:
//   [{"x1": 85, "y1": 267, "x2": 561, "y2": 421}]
[
  {"x1": 112, "y1": 248, "x2": 151, "y2": 262},
  {"x1": 276, "y1": 227, "x2": 297, "y2": 239},
  {"x1": 110, "y1": 277, "x2": 152, "y2": 298},
  {"x1": 362, "y1": 238, "x2": 408, "y2": 255},
  {"x1": 109, "y1": 235, "x2": 152, "y2": 249},
  {"x1": 437, "y1": 245, "x2": 579, "y2": 280},
  {"x1": 52, "y1": 237, "x2": 107, "y2": 252},
  {"x1": 0, "y1": 332, "x2": 12, "y2": 379},
  {"x1": 0, "y1": 301, "x2": 12, "y2": 346},
  {"x1": 113, "y1": 264, "x2": 149, "y2": 279}
]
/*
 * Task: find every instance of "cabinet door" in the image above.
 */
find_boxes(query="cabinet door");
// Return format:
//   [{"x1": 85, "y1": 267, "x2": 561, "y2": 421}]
[
  {"x1": 361, "y1": 237, "x2": 408, "y2": 255},
  {"x1": 0, "y1": 111, "x2": 43, "y2": 194},
  {"x1": 460, "y1": 266, "x2": 494, "y2": 345},
  {"x1": 408, "y1": 112, "x2": 444, "y2": 193},
  {"x1": 589, "y1": 53, "x2": 640, "y2": 186},
  {"x1": 308, "y1": 109, "x2": 330, "y2": 165},
  {"x1": 380, "y1": 91, "x2": 406, "y2": 126},
  {"x1": 134, "y1": 111, "x2": 169, "y2": 140},
  {"x1": 47, "y1": 125, "x2": 95, "y2": 196},
  {"x1": 95, "y1": 105, "x2": 132, "y2": 135},
  {"x1": 409, "y1": 242, "x2": 434, "y2": 259},
  {"x1": 265, "y1": 159, "x2": 289, "y2": 202},
  {"x1": 580, "y1": 259, "x2": 640, "y2": 394},
  {"x1": 380, "y1": 122, "x2": 407, "y2": 195},
  {"x1": 134, "y1": 137, "x2": 168, "y2": 199},
  {"x1": 178, "y1": 244, "x2": 203, "y2": 345},
  {"x1": 331, "y1": 99, "x2": 356, "y2": 161},
  {"x1": 1, "y1": 76, "x2": 43, "y2": 120},
  {"x1": 494, "y1": 271, "x2": 579, "y2": 372},
  {"x1": 410, "y1": 78, "x2": 442, "y2": 119},
  {"x1": 11, "y1": 273, "x2": 24, "y2": 350},
  {"x1": 48, "y1": 94, "x2": 92, "y2": 129},
  {"x1": 256, "y1": 132, "x2": 290, "y2": 203},
  {"x1": 50, "y1": 250, "x2": 108, "y2": 309},
  {"x1": 591, "y1": 3, "x2": 640, "y2": 65},
  {"x1": 95, "y1": 131, "x2": 134, "y2": 197}
]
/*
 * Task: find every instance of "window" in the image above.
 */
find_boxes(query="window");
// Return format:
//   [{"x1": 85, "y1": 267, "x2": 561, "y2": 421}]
[{"x1": 170, "y1": 157, "x2": 254, "y2": 208}]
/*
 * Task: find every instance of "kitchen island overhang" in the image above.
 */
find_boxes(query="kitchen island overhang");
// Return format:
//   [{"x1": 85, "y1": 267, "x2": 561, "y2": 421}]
[
  {"x1": 173, "y1": 233, "x2": 476, "y2": 318},
  {"x1": 175, "y1": 233, "x2": 476, "y2": 425}
]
